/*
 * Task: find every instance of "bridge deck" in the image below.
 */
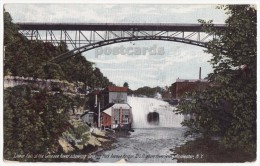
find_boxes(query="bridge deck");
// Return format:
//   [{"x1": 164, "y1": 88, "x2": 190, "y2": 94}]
[{"x1": 17, "y1": 23, "x2": 226, "y2": 31}]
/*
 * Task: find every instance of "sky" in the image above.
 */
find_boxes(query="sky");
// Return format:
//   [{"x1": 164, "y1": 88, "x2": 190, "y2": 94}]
[{"x1": 4, "y1": 4, "x2": 229, "y2": 90}]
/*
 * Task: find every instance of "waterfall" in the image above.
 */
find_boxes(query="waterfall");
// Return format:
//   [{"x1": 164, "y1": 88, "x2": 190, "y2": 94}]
[{"x1": 127, "y1": 96, "x2": 184, "y2": 128}]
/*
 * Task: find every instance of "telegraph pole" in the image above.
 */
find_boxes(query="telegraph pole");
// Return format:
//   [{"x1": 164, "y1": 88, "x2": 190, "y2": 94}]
[
  {"x1": 199, "y1": 67, "x2": 202, "y2": 92},
  {"x1": 199, "y1": 67, "x2": 201, "y2": 80},
  {"x1": 98, "y1": 101, "x2": 101, "y2": 129},
  {"x1": 95, "y1": 94, "x2": 101, "y2": 129}
]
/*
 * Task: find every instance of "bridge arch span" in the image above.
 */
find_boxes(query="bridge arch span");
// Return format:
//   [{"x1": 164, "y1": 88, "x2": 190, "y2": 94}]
[{"x1": 51, "y1": 35, "x2": 208, "y2": 63}]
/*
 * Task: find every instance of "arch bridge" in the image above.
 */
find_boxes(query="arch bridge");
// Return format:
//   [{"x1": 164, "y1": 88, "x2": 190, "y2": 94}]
[{"x1": 17, "y1": 23, "x2": 225, "y2": 63}]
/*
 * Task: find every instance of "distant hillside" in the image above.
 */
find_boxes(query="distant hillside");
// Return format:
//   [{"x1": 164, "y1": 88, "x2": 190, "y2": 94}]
[{"x1": 130, "y1": 86, "x2": 171, "y2": 99}]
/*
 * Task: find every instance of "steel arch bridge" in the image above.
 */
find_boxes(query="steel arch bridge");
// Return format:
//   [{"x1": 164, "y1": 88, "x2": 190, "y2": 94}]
[{"x1": 17, "y1": 23, "x2": 225, "y2": 63}]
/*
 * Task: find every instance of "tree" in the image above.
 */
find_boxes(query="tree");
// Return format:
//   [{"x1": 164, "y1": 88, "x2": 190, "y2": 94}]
[
  {"x1": 133, "y1": 86, "x2": 163, "y2": 97},
  {"x1": 4, "y1": 11, "x2": 114, "y2": 88},
  {"x1": 4, "y1": 85, "x2": 72, "y2": 161},
  {"x1": 3, "y1": 11, "x2": 113, "y2": 161},
  {"x1": 123, "y1": 82, "x2": 129, "y2": 88},
  {"x1": 177, "y1": 5, "x2": 256, "y2": 156}
]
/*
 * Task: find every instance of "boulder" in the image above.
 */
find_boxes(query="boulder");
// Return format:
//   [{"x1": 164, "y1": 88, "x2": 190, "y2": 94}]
[
  {"x1": 92, "y1": 128, "x2": 106, "y2": 137},
  {"x1": 58, "y1": 138, "x2": 75, "y2": 153},
  {"x1": 96, "y1": 137, "x2": 109, "y2": 143},
  {"x1": 88, "y1": 135, "x2": 101, "y2": 147}
]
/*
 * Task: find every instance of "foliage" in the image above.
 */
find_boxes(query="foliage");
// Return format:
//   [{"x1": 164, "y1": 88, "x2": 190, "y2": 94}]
[
  {"x1": 4, "y1": 85, "x2": 72, "y2": 161},
  {"x1": 4, "y1": 11, "x2": 114, "y2": 89},
  {"x1": 174, "y1": 138, "x2": 256, "y2": 162},
  {"x1": 72, "y1": 124, "x2": 90, "y2": 141},
  {"x1": 177, "y1": 5, "x2": 256, "y2": 156},
  {"x1": 133, "y1": 86, "x2": 164, "y2": 98},
  {"x1": 3, "y1": 11, "x2": 112, "y2": 162},
  {"x1": 123, "y1": 82, "x2": 129, "y2": 88},
  {"x1": 64, "y1": 124, "x2": 90, "y2": 145}
]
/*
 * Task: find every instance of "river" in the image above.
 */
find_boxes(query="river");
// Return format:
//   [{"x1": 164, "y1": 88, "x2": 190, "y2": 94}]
[
  {"x1": 90, "y1": 97, "x2": 193, "y2": 162},
  {"x1": 89, "y1": 96, "x2": 254, "y2": 163},
  {"x1": 90, "y1": 127, "x2": 192, "y2": 163}
]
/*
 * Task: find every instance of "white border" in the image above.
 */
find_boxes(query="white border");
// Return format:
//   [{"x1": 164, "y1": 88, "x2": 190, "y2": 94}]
[
  {"x1": 0, "y1": 1, "x2": 259, "y2": 166},
  {"x1": 1, "y1": 0, "x2": 259, "y2": 4}
]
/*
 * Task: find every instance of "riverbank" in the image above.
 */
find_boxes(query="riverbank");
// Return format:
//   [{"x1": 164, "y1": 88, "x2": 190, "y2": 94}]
[
  {"x1": 38, "y1": 128, "x2": 116, "y2": 162},
  {"x1": 172, "y1": 137, "x2": 256, "y2": 163}
]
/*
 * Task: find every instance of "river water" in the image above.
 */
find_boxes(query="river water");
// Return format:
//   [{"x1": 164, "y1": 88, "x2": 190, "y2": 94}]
[
  {"x1": 91, "y1": 127, "x2": 192, "y2": 163},
  {"x1": 89, "y1": 97, "x2": 254, "y2": 163},
  {"x1": 90, "y1": 97, "x2": 192, "y2": 163}
]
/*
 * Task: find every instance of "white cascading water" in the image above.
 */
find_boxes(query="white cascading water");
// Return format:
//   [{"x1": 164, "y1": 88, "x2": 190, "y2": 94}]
[{"x1": 127, "y1": 96, "x2": 184, "y2": 128}]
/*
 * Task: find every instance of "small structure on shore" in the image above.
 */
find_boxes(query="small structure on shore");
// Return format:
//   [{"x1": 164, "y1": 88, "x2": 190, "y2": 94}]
[
  {"x1": 83, "y1": 85, "x2": 132, "y2": 131},
  {"x1": 81, "y1": 111, "x2": 96, "y2": 127},
  {"x1": 101, "y1": 103, "x2": 132, "y2": 130},
  {"x1": 100, "y1": 86, "x2": 132, "y2": 130}
]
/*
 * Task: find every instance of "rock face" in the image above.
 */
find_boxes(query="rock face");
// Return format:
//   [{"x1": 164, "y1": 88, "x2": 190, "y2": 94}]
[
  {"x1": 59, "y1": 126, "x2": 112, "y2": 154},
  {"x1": 4, "y1": 76, "x2": 83, "y2": 94}
]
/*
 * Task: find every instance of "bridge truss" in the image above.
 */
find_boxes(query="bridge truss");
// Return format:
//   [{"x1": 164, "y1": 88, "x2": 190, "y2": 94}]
[{"x1": 17, "y1": 23, "x2": 225, "y2": 62}]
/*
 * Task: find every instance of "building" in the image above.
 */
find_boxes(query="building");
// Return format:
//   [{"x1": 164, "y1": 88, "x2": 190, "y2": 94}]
[
  {"x1": 101, "y1": 86, "x2": 128, "y2": 107},
  {"x1": 101, "y1": 103, "x2": 132, "y2": 130},
  {"x1": 97, "y1": 86, "x2": 132, "y2": 130},
  {"x1": 171, "y1": 79, "x2": 209, "y2": 99},
  {"x1": 81, "y1": 111, "x2": 97, "y2": 127},
  {"x1": 83, "y1": 86, "x2": 132, "y2": 130}
]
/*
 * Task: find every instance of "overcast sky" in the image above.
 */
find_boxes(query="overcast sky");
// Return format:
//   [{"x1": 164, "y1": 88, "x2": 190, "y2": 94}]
[{"x1": 4, "y1": 4, "x2": 228, "y2": 90}]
